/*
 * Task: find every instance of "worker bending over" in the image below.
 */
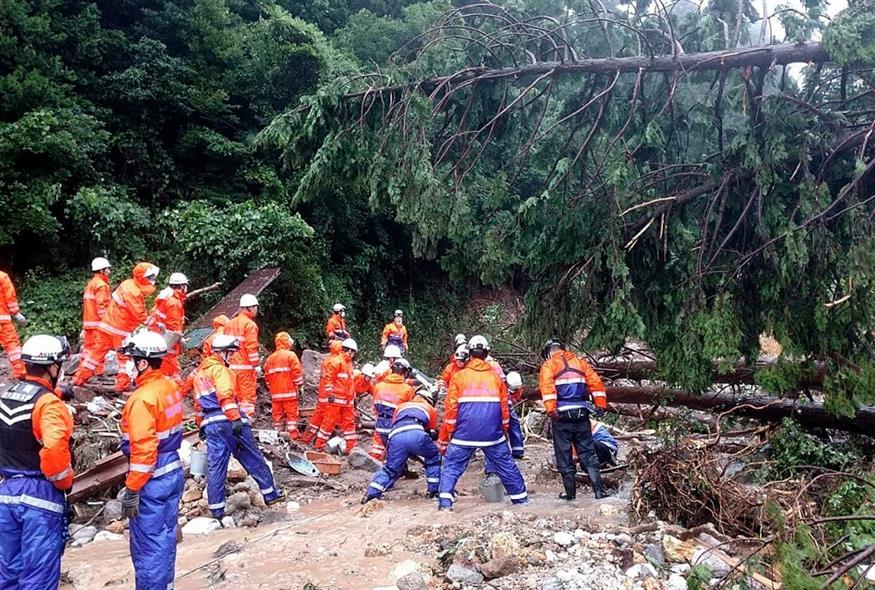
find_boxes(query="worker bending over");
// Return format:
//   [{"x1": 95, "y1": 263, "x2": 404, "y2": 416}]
[
  {"x1": 118, "y1": 332, "x2": 185, "y2": 590},
  {"x1": 300, "y1": 340, "x2": 342, "y2": 444},
  {"x1": 146, "y1": 272, "x2": 189, "y2": 382},
  {"x1": 0, "y1": 335, "x2": 74, "y2": 589},
  {"x1": 539, "y1": 338, "x2": 609, "y2": 500},
  {"x1": 264, "y1": 332, "x2": 304, "y2": 439},
  {"x1": 363, "y1": 391, "x2": 441, "y2": 503},
  {"x1": 369, "y1": 359, "x2": 415, "y2": 461},
  {"x1": 193, "y1": 334, "x2": 282, "y2": 519}
]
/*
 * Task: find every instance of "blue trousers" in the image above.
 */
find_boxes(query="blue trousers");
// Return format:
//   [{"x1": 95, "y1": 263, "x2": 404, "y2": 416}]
[
  {"x1": 439, "y1": 441, "x2": 528, "y2": 509},
  {"x1": 204, "y1": 421, "x2": 279, "y2": 517},
  {"x1": 0, "y1": 478, "x2": 65, "y2": 590},
  {"x1": 130, "y1": 468, "x2": 184, "y2": 590},
  {"x1": 366, "y1": 427, "x2": 441, "y2": 499},
  {"x1": 484, "y1": 406, "x2": 524, "y2": 474}
]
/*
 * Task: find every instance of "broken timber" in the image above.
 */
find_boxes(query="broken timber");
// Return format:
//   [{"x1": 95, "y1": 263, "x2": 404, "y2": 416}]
[{"x1": 591, "y1": 360, "x2": 826, "y2": 388}]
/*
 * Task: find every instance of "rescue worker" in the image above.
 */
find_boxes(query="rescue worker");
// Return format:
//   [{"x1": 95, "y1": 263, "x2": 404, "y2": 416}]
[
  {"x1": 202, "y1": 314, "x2": 229, "y2": 357},
  {"x1": 74, "y1": 262, "x2": 160, "y2": 391},
  {"x1": 146, "y1": 272, "x2": 188, "y2": 382},
  {"x1": 437, "y1": 335, "x2": 528, "y2": 511},
  {"x1": 193, "y1": 334, "x2": 282, "y2": 518},
  {"x1": 374, "y1": 344, "x2": 403, "y2": 383},
  {"x1": 224, "y1": 294, "x2": 260, "y2": 417},
  {"x1": 369, "y1": 359, "x2": 416, "y2": 460},
  {"x1": 300, "y1": 340, "x2": 343, "y2": 445},
  {"x1": 264, "y1": 332, "x2": 304, "y2": 439},
  {"x1": 118, "y1": 332, "x2": 184, "y2": 590},
  {"x1": 355, "y1": 363, "x2": 376, "y2": 397},
  {"x1": 362, "y1": 391, "x2": 441, "y2": 503},
  {"x1": 325, "y1": 303, "x2": 350, "y2": 343},
  {"x1": 0, "y1": 335, "x2": 74, "y2": 589},
  {"x1": 0, "y1": 270, "x2": 27, "y2": 378},
  {"x1": 436, "y1": 346, "x2": 468, "y2": 451},
  {"x1": 314, "y1": 338, "x2": 358, "y2": 454},
  {"x1": 539, "y1": 338, "x2": 608, "y2": 500},
  {"x1": 591, "y1": 420, "x2": 619, "y2": 466},
  {"x1": 505, "y1": 371, "x2": 526, "y2": 459},
  {"x1": 380, "y1": 309, "x2": 409, "y2": 353},
  {"x1": 81, "y1": 257, "x2": 112, "y2": 375}
]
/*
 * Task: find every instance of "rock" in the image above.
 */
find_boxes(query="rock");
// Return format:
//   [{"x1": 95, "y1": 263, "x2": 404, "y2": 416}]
[
  {"x1": 225, "y1": 491, "x2": 251, "y2": 515},
  {"x1": 93, "y1": 531, "x2": 124, "y2": 542},
  {"x1": 248, "y1": 490, "x2": 266, "y2": 509},
  {"x1": 221, "y1": 516, "x2": 236, "y2": 528},
  {"x1": 489, "y1": 531, "x2": 522, "y2": 559},
  {"x1": 553, "y1": 531, "x2": 576, "y2": 547},
  {"x1": 71, "y1": 525, "x2": 97, "y2": 543},
  {"x1": 614, "y1": 533, "x2": 633, "y2": 545},
  {"x1": 645, "y1": 543, "x2": 666, "y2": 567},
  {"x1": 445, "y1": 564, "x2": 483, "y2": 586},
  {"x1": 240, "y1": 514, "x2": 260, "y2": 528},
  {"x1": 691, "y1": 548, "x2": 731, "y2": 578},
  {"x1": 667, "y1": 573, "x2": 687, "y2": 590},
  {"x1": 182, "y1": 488, "x2": 202, "y2": 503},
  {"x1": 396, "y1": 571, "x2": 428, "y2": 590},
  {"x1": 480, "y1": 556, "x2": 520, "y2": 580},
  {"x1": 286, "y1": 501, "x2": 301, "y2": 514},
  {"x1": 177, "y1": 516, "x2": 188, "y2": 527},
  {"x1": 625, "y1": 563, "x2": 659, "y2": 579},
  {"x1": 670, "y1": 564, "x2": 690, "y2": 574},
  {"x1": 181, "y1": 517, "x2": 221, "y2": 535},
  {"x1": 663, "y1": 535, "x2": 698, "y2": 563},
  {"x1": 348, "y1": 447, "x2": 382, "y2": 472},
  {"x1": 104, "y1": 520, "x2": 126, "y2": 535},
  {"x1": 103, "y1": 500, "x2": 123, "y2": 522},
  {"x1": 642, "y1": 578, "x2": 663, "y2": 590},
  {"x1": 226, "y1": 457, "x2": 247, "y2": 481},
  {"x1": 540, "y1": 576, "x2": 564, "y2": 590}
]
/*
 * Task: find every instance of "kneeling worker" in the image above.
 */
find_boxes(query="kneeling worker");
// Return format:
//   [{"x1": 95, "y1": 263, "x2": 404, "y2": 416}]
[
  {"x1": 118, "y1": 332, "x2": 185, "y2": 590},
  {"x1": 193, "y1": 334, "x2": 283, "y2": 518},
  {"x1": 362, "y1": 390, "x2": 441, "y2": 503}
]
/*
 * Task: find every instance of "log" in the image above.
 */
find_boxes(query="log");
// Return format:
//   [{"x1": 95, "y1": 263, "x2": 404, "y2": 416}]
[
  {"x1": 343, "y1": 43, "x2": 830, "y2": 101},
  {"x1": 591, "y1": 359, "x2": 826, "y2": 387}
]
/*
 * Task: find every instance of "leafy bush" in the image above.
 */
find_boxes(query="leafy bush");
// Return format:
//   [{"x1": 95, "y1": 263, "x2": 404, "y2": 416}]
[
  {"x1": 66, "y1": 185, "x2": 151, "y2": 259},
  {"x1": 17, "y1": 269, "x2": 86, "y2": 341},
  {"x1": 768, "y1": 419, "x2": 861, "y2": 477}
]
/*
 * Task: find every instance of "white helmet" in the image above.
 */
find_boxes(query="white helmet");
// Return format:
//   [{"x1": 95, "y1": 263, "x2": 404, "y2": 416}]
[
  {"x1": 211, "y1": 334, "x2": 240, "y2": 352},
  {"x1": 392, "y1": 358, "x2": 411, "y2": 373},
  {"x1": 144, "y1": 265, "x2": 160, "y2": 280},
  {"x1": 383, "y1": 344, "x2": 402, "y2": 359},
  {"x1": 168, "y1": 272, "x2": 189, "y2": 286},
  {"x1": 91, "y1": 257, "x2": 111, "y2": 272},
  {"x1": 21, "y1": 335, "x2": 70, "y2": 365},
  {"x1": 333, "y1": 303, "x2": 346, "y2": 313},
  {"x1": 453, "y1": 333, "x2": 467, "y2": 347},
  {"x1": 506, "y1": 371, "x2": 522, "y2": 391},
  {"x1": 361, "y1": 363, "x2": 377, "y2": 378},
  {"x1": 239, "y1": 293, "x2": 259, "y2": 307},
  {"x1": 453, "y1": 345, "x2": 470, "y2": 361},
  {"x1": 123, "y1": 331, "x2": 168, "y2": 359},
  {"x1": 468, "y1": 335, "x2": 489, "y2": 352},
  {"x1": 341, "y1": 338, "x2": 358, "y2": 352},
  {"x1": 394, "y1": 309, "x2": 403, "y2": 317}
]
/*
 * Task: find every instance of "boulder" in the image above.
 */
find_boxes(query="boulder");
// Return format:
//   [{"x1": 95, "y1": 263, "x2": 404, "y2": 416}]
[
  {"x1": 348, "y1": 447, "x2": 382, "y2": 472},
  {"x1": 221, "y1": 516, "x2": 236, "y2": 528},
  {"x1": 446, "y1": 564, "x2": 483, "y2": 586},
  {"x1": 614, "y1": 533, "x2": 633, "y2": 545},
  {"x1": 181, "y1": 488, "x2": 202, "y2": 503},
  {"x1": 71, "y1": 525, "x2": 97, "y2": 543},
  {"x1": 396, "y1": 572, "x2": 428, "y2": 590},
  {"x1": 645, "y1": 543, "x2": 666, "y2": 567},
  {"x1": 225, "y1": 491, "x2": 251, "y2": 515},
  {"x1": 489, "y1": 531, "x2": 521, "y2": 560},
  {"x1": 103, "y1": 500, "x2": 123, "y2": 522},
  {"x1": 480, "y1": 556, "x2": 520, "y2": 580},
  {"x1": 663, "y1": 535, "x2": 698, "y2": 563},
  {"x1": 181, "y1": 517, "x2": 221, "y2": 535},
  {"x1": 691, "y1": 548, "x2": 731, "y2": 578},
  {"x1": 226, "y1": 457, "x2": 247, "y2": 481}
]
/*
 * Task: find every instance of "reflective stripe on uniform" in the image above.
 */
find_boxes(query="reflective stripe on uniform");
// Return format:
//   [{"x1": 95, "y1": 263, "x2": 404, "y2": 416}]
[
  {"x1": 0, "y1": 493, "x2": 65, "y2": 514},
  {"x1": 450, "y1": 436, "x2": 506, "y2": 447},
  {"x1": 46, "y1": 465, "x2": 73, "y2": 482},
  {"x1": 387, "y1": 424, "x2": 424, "y2": 439},
  {"x1": 129, "y1": 463, "x2": 154, "y2": 473},
  {"x1": 153, "y1": 460, "x2": 182, "y2": 478},
  {"x1": 507, "y1": 492, "x2": 528, "y2": 500},
  {"x1": 270, "y1": 392, "x2": 297, "y2": 400},
  {"x1": 99, "y1": 322, "x2": 130, "y2": 338},
  {"x1": 458, "y1": 396, "x2": 501, "y2": 403},
  {"x1": 228, "y1": 364, "x2": 253, "y2": 371}
]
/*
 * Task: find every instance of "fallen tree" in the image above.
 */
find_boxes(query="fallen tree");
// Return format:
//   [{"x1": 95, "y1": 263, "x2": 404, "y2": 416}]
[{"x1": 591, "y1": 359, "x2": 826, "y2": 388}]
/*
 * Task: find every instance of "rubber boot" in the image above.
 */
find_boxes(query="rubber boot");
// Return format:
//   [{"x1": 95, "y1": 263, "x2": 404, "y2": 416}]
[
  {"x1": 587, "y1": 466, "x2": 608, "y2": 499},
  {"x1": 559, "y1": 474, "x2": 576, "y2": 501}
]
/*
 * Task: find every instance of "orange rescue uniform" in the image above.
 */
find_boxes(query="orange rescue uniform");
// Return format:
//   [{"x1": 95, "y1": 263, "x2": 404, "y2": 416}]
[
  {"x1": 380, "y1": 322, "x2": 409, "y2": 350},
  {"x1": 313, "y1": 352, "x2": 357, "y2": 452},
  {"x1": 224, "y1": 309, "x2": 260, "y2": 417},
  {"x1": 538, "y1": 350, "x2": 607, "y2": 413},
  {"x1": 301, "y1": 341, "x2": 342, "y2": 444},
  {"x1": 264, "y1": 332, "x2": 304, "y2": 438},
  {"x1": 81, "y1": 272, "x2": 111, "y2": 375},
  {"x1": 325, "y1": 314, "x2": 349, "y2": 342},
  {"x1": 0, "y1": 271, "x2": 24, "y2": 378}
]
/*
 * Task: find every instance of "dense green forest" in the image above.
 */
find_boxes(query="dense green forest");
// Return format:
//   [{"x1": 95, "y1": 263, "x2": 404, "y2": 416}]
[{"x1": 2, "y1": 0, "x2": 875, "y2": 403}]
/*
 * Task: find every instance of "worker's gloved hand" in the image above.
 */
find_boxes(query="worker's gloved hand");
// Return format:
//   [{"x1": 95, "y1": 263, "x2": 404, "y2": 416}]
[
  {"x1": 428, "y1": 429, "x2": 438, "y2": 441},
  {"x1": 437, "y1": 441, "x2": 448, "y2": 455},
  {"x1": 593, "y1": 407, "x2": 606, "y2": 419},
  {"x1": 231, "y1": 419, "x2": 244, "y2": 437},
  {"x1": 255, "y1": 366, "x2": 263, "y2": 378},
  {"x1": 13, "y1": 313, "x2": 26, "y2": 326},
  {"x1": 327, "y1": 395, "x2": 335, "y2": 404},
  {"x1": 548, "y1": 410, "x2": 560, "y2": 420},
  {"x1": 58, "y1": 384, "x2": 75, "y2": 402},
  {"x1": 121, "y1": 488, "x2": 140, "y2": 519},
  {"x1": 198, "y1": 428, "x2": 206, "y2": 441}
]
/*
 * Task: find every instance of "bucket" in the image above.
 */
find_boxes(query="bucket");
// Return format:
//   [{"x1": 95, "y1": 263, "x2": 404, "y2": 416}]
[
  {"x1": 479, "y1": 474, "x2": 505, "y2": 503},
  {"x1": 189, "y1": 449, "x2": 207, "y2": 477},
  {"x1": 326, "y1": 436, "x2": 346, "y2": 455}
]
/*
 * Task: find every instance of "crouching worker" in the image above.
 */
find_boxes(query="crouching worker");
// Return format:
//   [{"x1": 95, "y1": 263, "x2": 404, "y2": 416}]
[
  {"x1": 118, "y1": 332, "x2": 185, "y2": 590},
  {"x1": 0, "y1": 335, "x2": 74, "y2": 590},
  {"x1": 591, "y1": 420, "x2": 619, "y2": 466},
  {"x1": 193, "y1": 335, "x2": 283, "y2": 519},
  {"x1": 362, "y1": 390, "x2": 441, "y2": 503}
]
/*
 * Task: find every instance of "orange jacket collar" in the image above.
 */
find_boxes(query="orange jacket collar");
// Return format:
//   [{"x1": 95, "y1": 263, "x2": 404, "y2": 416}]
[
  {"x1": 239, "y1": 309, "x2": 254, "y2": 320},
  {"x1": 465, "y1": 358, "x2": 492, "y2": 372},
  {"x1": 135, "y1": 368, "x2": 167, "y2": 388},
  {"x1": 22, "y1": 375, "x2": 54, "y2": 391},
  {"x1": 93, "y1": 273, "x2": 110, "y2": 285}
]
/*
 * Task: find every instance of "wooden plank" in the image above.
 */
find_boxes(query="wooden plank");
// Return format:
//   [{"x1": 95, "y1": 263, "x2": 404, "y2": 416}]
[{"x1": 187, "y1": 267, "x2": 281, "y2": 334}]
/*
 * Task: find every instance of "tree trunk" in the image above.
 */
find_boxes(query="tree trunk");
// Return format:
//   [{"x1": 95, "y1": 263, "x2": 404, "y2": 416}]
[{"x1": 591, "y1": 360, "x2": 826, "y2": 387}]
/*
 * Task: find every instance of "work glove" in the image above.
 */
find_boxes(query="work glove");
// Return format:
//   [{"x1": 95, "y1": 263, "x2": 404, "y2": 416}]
[
  {"x1": 231, "y1": 419, "x2": 244, "y2": 437},
  {"x1": 327, "y1": 395, "x2": 335, "y2": 404},
  {"x1": 58, "y1": 384, "x2": 75, "y2": 402},
  {"x1": 121, "y1": 488, "x2": 140, "y2": 519},
  {"x1": 198, "y1": 428, "x2": 206, "y2": 441},
  {"x1": 13, "y1": 313, "x2": 26, "y2": 326},
  {"x1": 255, "y1": 366, "x2": 263, "y2": 378},
  {"x1": 437, "y1": 440, "x2": 448, "y2": 456},
  {"x1": 593, "y1": 407, "x2": 606, "y2": 419},
  {"x1": 428, "y1": 429, "x2": 438, "y2": 441}
]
